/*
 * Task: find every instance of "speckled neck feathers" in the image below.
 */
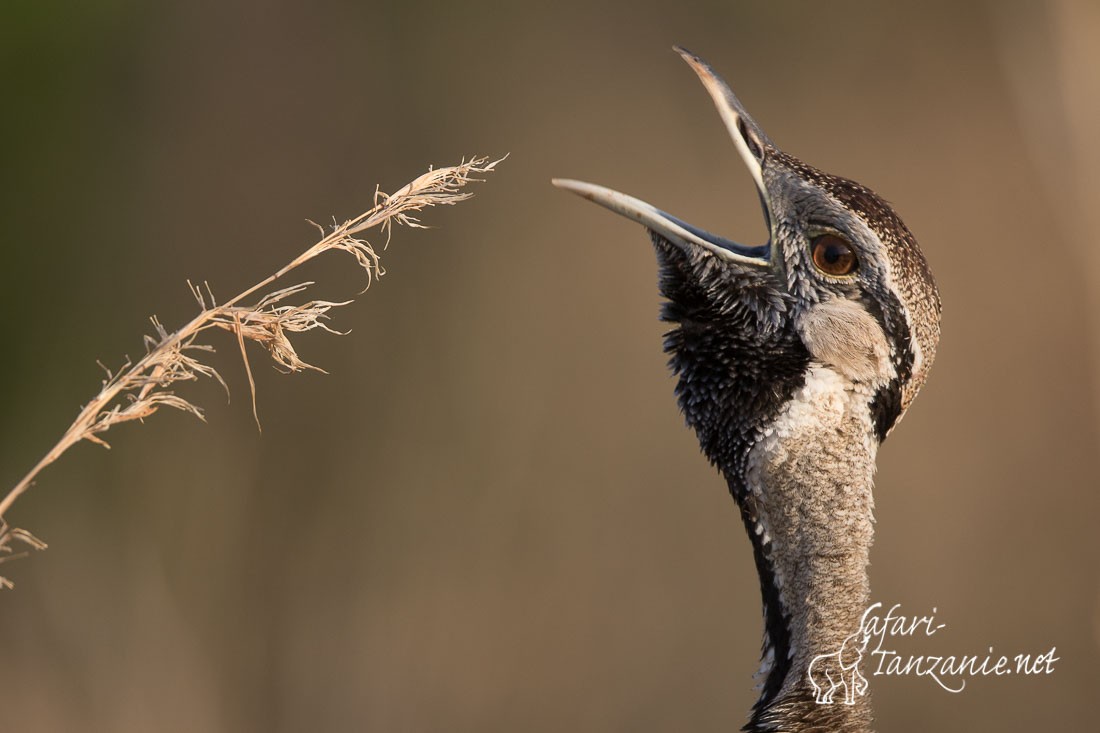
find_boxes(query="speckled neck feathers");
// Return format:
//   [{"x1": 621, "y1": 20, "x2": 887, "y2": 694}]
[{"x1": 656, "y1": 233, "x2": 881, "y2": 733}]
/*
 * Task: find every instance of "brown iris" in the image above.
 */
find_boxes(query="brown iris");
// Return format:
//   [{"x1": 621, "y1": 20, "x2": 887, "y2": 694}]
[{"x1": 811, "y1": 234, "x2": 858, "y2": 276}]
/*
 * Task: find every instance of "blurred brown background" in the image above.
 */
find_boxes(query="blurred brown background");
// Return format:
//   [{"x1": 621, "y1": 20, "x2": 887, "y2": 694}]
[{"x1": 1, "y1": 1, "x2": 1098, "y2": 731}]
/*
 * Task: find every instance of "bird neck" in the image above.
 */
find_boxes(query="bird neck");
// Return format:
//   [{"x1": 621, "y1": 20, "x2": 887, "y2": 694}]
[
  {"x1": 735, "y1": 365, "x2": 879, "y2": 733},
  {"x1": 662, "y1": 292, "x2": 882, "y2": 730}
]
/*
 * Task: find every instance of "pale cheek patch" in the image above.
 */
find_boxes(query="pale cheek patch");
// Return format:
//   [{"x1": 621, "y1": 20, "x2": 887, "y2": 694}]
[{"x1": 796, "y1": 298, "x2": 893, "y2": 384}]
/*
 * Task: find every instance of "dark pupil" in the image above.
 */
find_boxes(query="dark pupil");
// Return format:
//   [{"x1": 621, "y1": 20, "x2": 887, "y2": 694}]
[{"x1": 823, "y1": 244, "x2": 844, "y2": 263}]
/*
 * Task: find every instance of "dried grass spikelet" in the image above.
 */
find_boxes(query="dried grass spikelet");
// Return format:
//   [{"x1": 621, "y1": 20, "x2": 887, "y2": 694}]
[{"x1": 0, "y1": 156, "x2": 502, "y2": 588}]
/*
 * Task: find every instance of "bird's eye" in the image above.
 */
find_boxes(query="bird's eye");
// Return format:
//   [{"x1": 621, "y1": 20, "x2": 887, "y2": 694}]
[{"x1": 811, "y1": 234, "x2": 858, "y2": 276}]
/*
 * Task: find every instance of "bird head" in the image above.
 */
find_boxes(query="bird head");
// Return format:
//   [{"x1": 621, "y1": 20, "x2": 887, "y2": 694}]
[{"x1": 554, "y1": 47, "x2": 941, "y2": 474}]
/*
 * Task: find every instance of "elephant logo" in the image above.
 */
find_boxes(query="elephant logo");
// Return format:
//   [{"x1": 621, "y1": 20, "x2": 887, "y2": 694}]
[{"x1": 808, "y1": 623, "x2": 873, "y2": 705}]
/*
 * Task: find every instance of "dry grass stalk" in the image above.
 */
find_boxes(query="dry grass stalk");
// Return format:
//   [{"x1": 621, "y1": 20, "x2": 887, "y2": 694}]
[{"x1": 0, "y1": 156, "x2": 501, "y2": 588}]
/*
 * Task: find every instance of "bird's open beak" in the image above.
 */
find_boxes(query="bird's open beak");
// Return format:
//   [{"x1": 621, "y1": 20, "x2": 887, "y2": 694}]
[{"x1": 553, "y1": 46, "x2": 773, "y2": 267}]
